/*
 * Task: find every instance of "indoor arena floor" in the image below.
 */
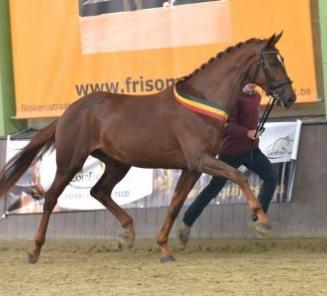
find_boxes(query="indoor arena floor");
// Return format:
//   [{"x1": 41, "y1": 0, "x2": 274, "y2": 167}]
[{"x1": 1, "y1": 238, "x2": 327, "y2": 296}]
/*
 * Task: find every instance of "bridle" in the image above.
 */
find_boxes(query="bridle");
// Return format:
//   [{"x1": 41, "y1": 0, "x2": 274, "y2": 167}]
[
  {"x1": 257, "y1": 48, "x2": 293, "y2": 97},
  {"x1": 253, "y1": 48, "x2": 293, "y2": 137}
]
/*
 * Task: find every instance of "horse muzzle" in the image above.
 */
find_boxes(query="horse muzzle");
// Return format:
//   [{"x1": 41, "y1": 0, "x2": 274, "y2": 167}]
[{"x1": 275, "y1": 92, "x2": 296, "y2": 108}]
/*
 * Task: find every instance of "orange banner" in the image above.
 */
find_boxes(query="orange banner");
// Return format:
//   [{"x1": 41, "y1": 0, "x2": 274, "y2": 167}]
[{"x1": 9, "y1": 0, "x2": 317, "y2": 119}]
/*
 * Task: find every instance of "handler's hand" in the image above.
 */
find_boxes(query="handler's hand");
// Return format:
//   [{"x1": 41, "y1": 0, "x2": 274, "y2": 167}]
[{"x1": 247, "y1": 129, "x2": 261, "y2": 140}]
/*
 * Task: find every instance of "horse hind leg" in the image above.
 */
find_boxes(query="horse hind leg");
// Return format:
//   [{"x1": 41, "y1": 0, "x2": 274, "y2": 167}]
[
  {"x1": 90, "y1": 155, "x2": 135, "y2": 248},
  {"x1": 27, "y1": 171, "x2": 73, "y2": 263},
  {"x1": 27, "y1": 154, "x2": 87, "y2": 264}
]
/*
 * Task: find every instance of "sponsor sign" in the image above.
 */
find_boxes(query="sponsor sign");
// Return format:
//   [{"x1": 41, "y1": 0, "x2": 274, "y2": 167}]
[{"x1": 9, "y1": 0, "x2": 317, "y2": 118}]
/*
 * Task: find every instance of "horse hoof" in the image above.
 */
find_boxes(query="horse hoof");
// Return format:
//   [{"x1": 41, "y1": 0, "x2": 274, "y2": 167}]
[
  {"x1": 27, "y1": 252, "x2": 39, "y2": 264},
  {"x1": 177, "y1": 224, "x2": 191, "y2": 247},
  {"x1": 119, "y1": 234, "x2": 135, "y2": 249},
  {"x1": 160, "y1": 256, "x2": 176, "y2": 263},
  {"x1": 249, "y1": 221, "x2": 272, "y2": 238}
]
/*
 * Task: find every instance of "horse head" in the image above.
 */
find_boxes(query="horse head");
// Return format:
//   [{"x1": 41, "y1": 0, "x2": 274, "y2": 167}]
[{"x1": 251, "y1": 32, "x2": 296, "y2": 108}]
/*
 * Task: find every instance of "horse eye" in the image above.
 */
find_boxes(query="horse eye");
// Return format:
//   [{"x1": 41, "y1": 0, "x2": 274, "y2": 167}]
[{"x1": 269, "y1": 62, "x2": 279, "y2": 68}]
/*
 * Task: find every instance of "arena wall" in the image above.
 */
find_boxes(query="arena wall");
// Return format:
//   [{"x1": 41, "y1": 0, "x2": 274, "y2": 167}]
[{"x1": 0, "y1": 122, "x2": 326, "y2": 240}]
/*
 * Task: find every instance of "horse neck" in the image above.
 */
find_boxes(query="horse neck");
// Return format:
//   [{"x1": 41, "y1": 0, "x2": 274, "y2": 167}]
[{"x1": 182, "y1": 46, "x2": 258, "y2": 112}]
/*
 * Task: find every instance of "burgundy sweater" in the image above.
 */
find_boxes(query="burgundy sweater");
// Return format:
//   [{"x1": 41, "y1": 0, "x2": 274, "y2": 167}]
[{"x1": 220, "y1": 90, "x2": 261, "y2": 156}]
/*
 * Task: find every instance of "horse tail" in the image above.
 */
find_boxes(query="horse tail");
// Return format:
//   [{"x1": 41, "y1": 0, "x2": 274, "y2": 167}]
[{"x1": 0, "y1": 120, "x2": 58, "y2": 198}]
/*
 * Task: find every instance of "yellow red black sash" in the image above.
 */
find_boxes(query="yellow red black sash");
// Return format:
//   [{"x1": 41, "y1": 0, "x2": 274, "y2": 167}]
[{"x1": 173, "y1": 84, "x2": 228, "y2": 122}]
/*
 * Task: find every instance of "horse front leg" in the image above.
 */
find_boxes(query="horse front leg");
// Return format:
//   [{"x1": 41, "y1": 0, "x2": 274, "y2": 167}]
[
  {"x1": 156, "y1": 170, "x2": 200, "y2": 263},
  {"x1": 197, "y1": 154, "x2": 269, "y2": 225}
]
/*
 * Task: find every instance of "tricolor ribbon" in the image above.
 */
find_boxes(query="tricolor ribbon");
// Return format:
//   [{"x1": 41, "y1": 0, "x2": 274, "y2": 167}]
[{"x1": 174, "y1": 84, "x2": 228, "y2": 122}]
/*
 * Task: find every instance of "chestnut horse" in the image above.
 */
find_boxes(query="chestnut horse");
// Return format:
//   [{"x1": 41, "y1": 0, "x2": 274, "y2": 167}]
[{"x1": 0, "y1": 33, "x2": 296, "y2": 263}]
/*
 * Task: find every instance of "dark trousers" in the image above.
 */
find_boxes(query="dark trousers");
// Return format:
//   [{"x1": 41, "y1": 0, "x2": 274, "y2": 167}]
[
  {"x1": 183, "y1": 148, "x2": 278, "y2": 227},
  {"x1": 141, "y1": 0, "x2": 165, "y2": 9}
]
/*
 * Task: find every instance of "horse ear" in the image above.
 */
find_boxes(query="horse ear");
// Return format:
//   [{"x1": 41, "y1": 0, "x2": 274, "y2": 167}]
[
  {"x1": 274, "y1": 31, "x2": 283, "y2": 44},
  {"x1": 266, "y1": 31, "x2": 283, "y2": 48}
]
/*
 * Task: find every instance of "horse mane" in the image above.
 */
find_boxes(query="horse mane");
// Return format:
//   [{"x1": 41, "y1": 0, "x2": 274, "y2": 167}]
[{"x1": 180, "y1": 38, "x2": 265, "y2": 82}]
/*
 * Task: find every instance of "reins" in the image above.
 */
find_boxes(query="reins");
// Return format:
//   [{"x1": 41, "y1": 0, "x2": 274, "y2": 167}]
[
  {"x1": 250, "y1": 94, "x2": 277, "y2": 163},
  {"x1": 254, "y1": 95, "x2": 277, "y2": 138}
]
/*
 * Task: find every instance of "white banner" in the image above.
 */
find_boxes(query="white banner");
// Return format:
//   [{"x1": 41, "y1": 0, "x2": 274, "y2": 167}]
[
  {"x1": 5, "y1": 121, "x2": 301, "y2": 214},
  {"x1": 259, "y1": 120, "x2": 302, "y2": 163},
  {"x1": 5, "y1": 139, "x2": 153, "y2": 213}
]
